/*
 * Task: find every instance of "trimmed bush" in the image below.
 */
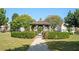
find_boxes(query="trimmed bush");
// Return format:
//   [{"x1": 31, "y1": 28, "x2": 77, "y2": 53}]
[
  {"x1": 11, "y1": 31, "x2": 37, "y2": 39},
  {"x1": 43, "y1": 32, "x2": 70, "y2": 39}
]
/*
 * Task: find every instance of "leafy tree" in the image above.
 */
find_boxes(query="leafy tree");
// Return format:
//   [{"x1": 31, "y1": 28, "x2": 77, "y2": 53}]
[
  {"x1": 11, "y1": 14, "x2": 33, "y2": 31},
  {"x1": 12, "y1": 13, "x2": 19, "y2": 21},
  {"x1": 74, "y1": 9, "x2": 79, "y2": 27},
  {"x1": 45, "y1": 15, "x2": 63, "y2": 29},
  {"x1": 64, "y1": 11, "x2": 74, "y2": 27},
  {"x1": 0, "y1": 8, "x2": 8, "y2": 26},
  {"x1": 64, "y1": 11, "x2": 75, "y2": 32},
  {"x1": 65, "y1": 9, "x2": 79, "y2": 32}
]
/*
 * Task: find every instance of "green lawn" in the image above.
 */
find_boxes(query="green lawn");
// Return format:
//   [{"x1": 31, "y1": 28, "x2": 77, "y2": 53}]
[
  {"x1": 0, "y1": 32, "x2": 33, "y2": 51},
  {"x1": 46, "y1": 34, "x2": 79, "y2": 51}
]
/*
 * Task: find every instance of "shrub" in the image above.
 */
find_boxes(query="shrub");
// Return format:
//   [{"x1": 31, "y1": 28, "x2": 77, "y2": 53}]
[
  {"x1": 11, "y1": 31, "x2": 37, "y2": 39},
  {"x1": 43, "y1": 32, "x2": 70, "y2": 39}
]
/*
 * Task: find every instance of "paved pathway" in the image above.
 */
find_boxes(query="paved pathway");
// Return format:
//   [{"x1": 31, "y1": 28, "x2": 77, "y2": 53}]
[{"x1": 28, "y1": 33, "x2": 49, "y2": 51}]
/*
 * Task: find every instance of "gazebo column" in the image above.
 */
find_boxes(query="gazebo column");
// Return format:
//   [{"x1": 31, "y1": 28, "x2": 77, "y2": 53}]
[
  {"x1": 43, "y1": 25, "x2": 45, "y2": 31},
  {"x1": 49, "y1": 26, "x2": 52, "y2": 31},
  {"x1": 36, "y1": 25, "x2": 38, "y2": 31},
  {"x1": 34, "y1": 25, "x2": 38, "y2": 31}
]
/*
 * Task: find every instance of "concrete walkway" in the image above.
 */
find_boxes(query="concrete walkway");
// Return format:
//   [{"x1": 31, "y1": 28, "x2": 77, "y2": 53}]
[{"x1": 28, "y1": 33, "x2": 49, "y2": 51}]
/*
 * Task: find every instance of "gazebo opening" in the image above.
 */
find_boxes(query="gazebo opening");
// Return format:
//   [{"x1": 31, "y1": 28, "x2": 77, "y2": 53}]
[{"x1": 30, "y1": 20, "x2": 52, "y2": 32}]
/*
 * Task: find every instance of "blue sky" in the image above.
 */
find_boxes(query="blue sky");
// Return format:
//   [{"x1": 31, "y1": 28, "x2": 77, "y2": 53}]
[{"x1": 6, "y1": 8, "x2": 76, "y2": 21}]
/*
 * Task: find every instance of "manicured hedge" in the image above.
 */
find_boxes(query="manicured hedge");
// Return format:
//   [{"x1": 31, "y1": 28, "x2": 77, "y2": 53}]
[
  {"x1": 11, "y1": 31, "x2": 37, "y2": 39},
  {"x1": 43, "y1": 32, "x2": 70, "y2": 39}
]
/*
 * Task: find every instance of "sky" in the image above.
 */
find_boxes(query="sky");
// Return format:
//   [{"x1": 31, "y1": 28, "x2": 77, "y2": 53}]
[{"x1": 6, "y1": 8, "x2": 76, "y2": 21}]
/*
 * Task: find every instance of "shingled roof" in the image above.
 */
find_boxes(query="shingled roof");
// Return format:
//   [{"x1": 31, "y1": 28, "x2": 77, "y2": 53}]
[{"x1": 31, "y1": 21, "x2": 50, "y2": 25}]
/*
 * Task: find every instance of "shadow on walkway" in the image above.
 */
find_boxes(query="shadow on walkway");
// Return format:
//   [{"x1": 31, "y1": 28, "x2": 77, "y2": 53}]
[
  {"x1": 28, "y1": 43, "x2": 49, "y2": 51},
  {"x1": 5, "y1": 43, "x2": 49, "y2": 51}
]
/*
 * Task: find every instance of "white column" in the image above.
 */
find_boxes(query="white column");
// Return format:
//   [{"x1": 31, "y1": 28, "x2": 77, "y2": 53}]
[
  {"x1": 36, "y1": 25, "x2": 38, "y2": 31},
  {"x1": 49, "y1": 26, "x2": 51, "y2": 31},
  {"x1": 34, "y1": 25, "x2": 38, "y2": 31},
  {"x1": 43, "y1": 25, "x2": 48, "y2": 31},
  {"x1": 43, "y1": 25, "x2": 45, "y2": 31}
]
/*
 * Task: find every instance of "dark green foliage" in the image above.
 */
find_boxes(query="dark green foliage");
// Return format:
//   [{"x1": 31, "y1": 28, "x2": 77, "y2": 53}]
[
  {"x1": 65, "y1": 9, "x2": 79, "y2": 28},
  {"x1": 12, "y1": 13, "x2": 19, "y2": 21},
  {"x1": 64, "y1": 11, "x2": 74, "y2": 27},
  {"x1": 46, "y1": 41, "x2": 79, "y2": 51},
  {"x1": 43, "y1": 32, "x2": 70, "y2": 39},
  {"x1": 11, "y1": 31, "x2": 37, "y2": 39},
  {"x1": 6, "y1": 45, "x2": 29, "y2": 51},
  {"x1": 0, "y1": 8, "x2": 8, "y2": 26}
]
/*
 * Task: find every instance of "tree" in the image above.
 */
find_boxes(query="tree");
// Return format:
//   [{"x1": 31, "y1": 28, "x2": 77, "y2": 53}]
[
  {"x1": 64, "y1": 11, "x2": 75, "y2": 32},
  {"x1": 64, "y1": 11, "x2": 74, "y2": 27},
  {"x1": 11, "y1": 14, "x2": 33, "y2": 31},
  {"x1": 0, "y1": 8, "x2": 8, "y2": 26},
  {"x1": 65, "y1": 9, "x2": 79, "y2": 27},
  {"x1": 65, "y1": 9, "x2": 79, "y2": 32},
  {"x1": 12, "y1": 13, "x2": 19, "y2": 21},
  {"x1": 74, "y1": 9, "x2": 79, "y2": 27},
  {"x1": 45, "y1": 15, "x2": 63, "y2": 29}
]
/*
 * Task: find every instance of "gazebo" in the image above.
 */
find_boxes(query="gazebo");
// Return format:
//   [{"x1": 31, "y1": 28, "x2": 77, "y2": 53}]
[{"x1": 30, "y1": 21, "x2": 52, "y2": 31}]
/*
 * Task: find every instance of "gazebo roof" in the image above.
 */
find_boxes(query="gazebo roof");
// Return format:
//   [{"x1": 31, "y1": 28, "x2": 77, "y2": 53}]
[{"x1": 31, "y1": 21, "x2": 50, "y2": 25}]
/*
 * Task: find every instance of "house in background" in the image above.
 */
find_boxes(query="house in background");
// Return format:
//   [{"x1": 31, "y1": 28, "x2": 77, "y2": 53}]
[
  {"x1": 55, "y1": 25, "x2": 61, "y2": 32},
  {"x1": 7, "y1": 23, "x2": 10, "y2": 31},
  {"x1": 0, "y1": 23, "x2": 10, "y2": 32},
  {"x1": 61, "y1": 23, "x2": 68, "y2": 32},
  {"x1": 55, "y1": 22, "x2": 75, "y2": 34},
  {"x1": 55, "y1": 22, "x2": 68, "y2": 32},
  {"x1": 19, "y1": 27, "x2": 25, "y2": 32},
  {"x1": 0, "y1": 25, "x2": 7, "y2": 32}
]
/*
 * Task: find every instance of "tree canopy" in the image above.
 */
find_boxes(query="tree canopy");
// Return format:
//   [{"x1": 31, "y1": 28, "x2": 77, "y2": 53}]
[
  {"x1": 11, "y1": 14, "x2": 33, "y2": 31},
  {"x1": 64, "y1": 11, "x2": 74, "y2": 27},
  {"x1": 12, "y1": 13, "x2": 19, "y2": 21},
  {"x1": 64, "y1": 9, "x2": 79, "y2": 27},
  {"x1": 0, "y1": 8, "x2": 8, "y2": 26},
  {"x1": 45, "y1": 15, "x2": 63, "y2": 28}
]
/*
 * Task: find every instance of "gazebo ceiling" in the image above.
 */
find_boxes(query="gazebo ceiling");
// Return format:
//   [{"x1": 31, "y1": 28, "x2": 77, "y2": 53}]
[{"x1": 31, "y1": 21, "x2": 50, "y2": 25}]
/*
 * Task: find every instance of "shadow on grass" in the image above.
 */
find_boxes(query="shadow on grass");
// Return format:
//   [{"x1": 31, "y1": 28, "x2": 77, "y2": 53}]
[
  {"x1": 5, "y1": 45, "x2": 29, "y2": 51},
  {"x1": 5, "y1": 43, "x2": 49, "y2": 51},
  {"x1": 28, "y1": 43, "x2": 49, "y2": 51},
  {"x1": 46, "y1": 41, "x2": 79, "y2": 51}
]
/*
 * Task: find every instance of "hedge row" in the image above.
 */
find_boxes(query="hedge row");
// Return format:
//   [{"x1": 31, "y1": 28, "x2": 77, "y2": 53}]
[
  {"x1": 43, "y1": 32, "x2": 70, "y2": 39},
  {"x1": 11, "y1": 31, "x2": 37, "y2": 39}
]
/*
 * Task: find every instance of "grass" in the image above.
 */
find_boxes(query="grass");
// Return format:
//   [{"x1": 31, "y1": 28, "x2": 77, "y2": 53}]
[
  {"x1": 46, "y1": 34, "x2": 79, "y2": 51},
  {"x1": 0, "y1": 32, "x2": 33, "y2": 51},
  {"x1": 46, "y1": 41, "x2": 79, "y2": 51}
]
